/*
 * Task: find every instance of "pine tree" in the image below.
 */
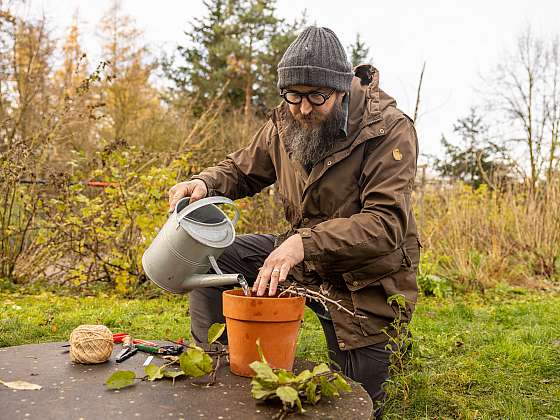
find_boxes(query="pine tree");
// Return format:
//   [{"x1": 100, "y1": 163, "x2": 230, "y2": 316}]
[
  {"x1": 347, "y1": 33, "x2": 370, "y2": 67},
  {"x1": 434, "y1": 108, "x2": 511, "y2": 188},
  {"x1": 164, "y1": 0, "x2": 302, "y2": 115}
]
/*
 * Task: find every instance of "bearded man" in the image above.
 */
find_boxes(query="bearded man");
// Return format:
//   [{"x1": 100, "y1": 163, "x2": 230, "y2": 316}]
[{"x1": 168, "y1": 26, "x2": 421, "y2": 413}]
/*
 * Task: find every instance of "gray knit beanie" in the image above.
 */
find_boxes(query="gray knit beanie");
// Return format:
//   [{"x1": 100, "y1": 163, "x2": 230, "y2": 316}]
[{"x1": 277, "y1": 26, "x2": 353, "y2": 93}]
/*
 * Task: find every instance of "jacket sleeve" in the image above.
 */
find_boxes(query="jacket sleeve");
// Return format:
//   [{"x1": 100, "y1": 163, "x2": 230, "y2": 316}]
[
  {"x1": 296, "y1": 116, "x2": 418, "y2": 273},
  {"x1": 191, "y1": 119, "x2": 277, "y2": 200}
]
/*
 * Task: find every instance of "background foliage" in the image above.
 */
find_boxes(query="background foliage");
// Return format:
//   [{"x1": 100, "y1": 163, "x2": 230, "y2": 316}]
[{"x1": 1, "y1": 0, "x2": 559, "y2": 294}]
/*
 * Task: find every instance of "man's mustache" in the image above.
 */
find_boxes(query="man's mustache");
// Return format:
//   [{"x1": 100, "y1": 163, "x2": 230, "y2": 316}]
[{"x1": 294, "y1": 114, "x2": 323, "y2": 124}]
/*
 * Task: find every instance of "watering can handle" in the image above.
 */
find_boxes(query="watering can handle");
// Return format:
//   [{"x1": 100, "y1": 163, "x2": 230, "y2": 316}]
[{"x1": 175, "y1": 196, "x2": 240, "y2": 227}]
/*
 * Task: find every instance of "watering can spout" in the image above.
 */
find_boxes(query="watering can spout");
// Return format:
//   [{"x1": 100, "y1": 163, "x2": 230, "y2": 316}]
[{"x1": 183, "y1": 273, "x2": 245, "y2": 290}]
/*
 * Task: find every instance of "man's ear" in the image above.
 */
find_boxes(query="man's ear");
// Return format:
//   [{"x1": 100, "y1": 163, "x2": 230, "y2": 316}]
[{"x1": 336, "y1": 91, "x2": 345, "y2": 104}]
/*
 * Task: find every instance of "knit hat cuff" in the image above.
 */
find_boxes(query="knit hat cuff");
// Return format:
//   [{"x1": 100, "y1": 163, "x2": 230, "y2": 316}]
[{"x1": 277, "y1": 65, "x2": 353, "y2": 92}]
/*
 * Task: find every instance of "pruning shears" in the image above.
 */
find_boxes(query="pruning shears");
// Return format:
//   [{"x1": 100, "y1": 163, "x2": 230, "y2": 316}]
[
  {"x1": 115, "y1": 335, "x2": 137, "y2": 363},
  {"x1": 113, "y1": 334, "x2": 185, "y2": 361}
]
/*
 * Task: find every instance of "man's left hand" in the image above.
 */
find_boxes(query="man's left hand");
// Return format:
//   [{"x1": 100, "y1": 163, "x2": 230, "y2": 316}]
[{"x1": 253, "y1": 234, "x2": 304, "y2": 296}]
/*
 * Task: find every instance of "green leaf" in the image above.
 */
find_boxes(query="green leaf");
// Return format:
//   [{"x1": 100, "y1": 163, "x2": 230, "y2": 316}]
[
  {"x1": 249, "y1": 360, "x2": 279, "y2": 384},
  {"x1": 179, "y1": 348, "x2": 214, "y2": 377},
  {"x1": 276, "y1": 385, "x2": 299, "y2": 407},
  {"x1": 250, "y1": 380, "x2": 276, "y2": 400},
  {"x1": 144, "y1": 364, "x2": 164, "y2": 381},
  {"x1": 319, "y1": 376, "x2": 340, "y2": 398},
  {"x1": 163, "y1": 369, "x2": 185, "y2": 385},
  {"x1": 105, "y1": 370, "x2": 136, "y2": 390},
  {"x1": 305, "y1": 381, "x2": 320, "y2": 405},
  {"x1": 252, "y1": 387, "x2": 276, "y2": 399},
  {"x1": 296, "y1": 397, "x2": 305, "y2": 413},
  {"x1": 332, "y1": 373, "x2": 352, "y2": 393},
  {"x1": 200, "y1": 352, "x2": 213, "y2": 373},
  {"x1": 207, "y1": 322, "x2": 225, "y2": 345},
  {"x1": 278, "y1": 369, "x2": 296, "y2": 385},
  {"x1": 163, "y1": 369, "x2": 185, "y2": 379},
  {"x1": 294, "y1": 369, "x2": 312, "y2": 384},
  {"x1": 311, "y1": 363, "x2": 330, "y2": 376}
]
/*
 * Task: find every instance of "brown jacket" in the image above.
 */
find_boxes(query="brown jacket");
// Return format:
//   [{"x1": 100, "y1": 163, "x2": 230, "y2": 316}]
[{"x1": 193, "y1": 65, "x2": 420, "y2": 350}]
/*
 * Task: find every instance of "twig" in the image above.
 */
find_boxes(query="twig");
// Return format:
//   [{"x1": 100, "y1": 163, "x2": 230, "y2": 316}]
[
  {"x1": 277, "y1": 285, "x2": 367, "y2": 319},
  {"x1": 413, "y1": 61, "x2": 426, "y2": 124},
  {"x1": 209, "y1": 354, "x2": 221, "y2": 386}
]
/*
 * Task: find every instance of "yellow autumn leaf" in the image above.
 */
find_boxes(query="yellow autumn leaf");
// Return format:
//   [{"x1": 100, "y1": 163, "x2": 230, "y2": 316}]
[{"x1": 0, "y1": 379, "x2": 42, "y2": 390}]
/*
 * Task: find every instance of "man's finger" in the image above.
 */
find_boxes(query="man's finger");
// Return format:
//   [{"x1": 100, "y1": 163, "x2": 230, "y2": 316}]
[
  {"x1": 268, "y1": 267, "x2": 281, "y2": 296},
  {"x1": 278, "y1": 262, "x2": 290, "y2": 283},
  {"x1": 169, "y1": 188, "x2": 181, "y2": 208},
  {"x1": 252, "y1": 267, "x2": 263, "y2": 293},
  {"x1": 168, "y1": 198, "x2": 178, "y2": 213},
  {"x1": 257, "y1": 266, "x2": 274, "y2": 296},
  {"x1": 189, "y1": 185, "x2": 205, "y2": 203}
]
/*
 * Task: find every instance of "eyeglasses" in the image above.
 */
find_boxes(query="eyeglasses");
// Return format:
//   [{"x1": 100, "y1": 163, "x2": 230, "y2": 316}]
[{"x1": 280, "y1": 89, "x2": 335, "y2": 106}]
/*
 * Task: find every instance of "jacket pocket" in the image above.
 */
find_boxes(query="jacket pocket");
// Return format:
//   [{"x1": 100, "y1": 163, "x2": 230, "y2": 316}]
[
  {"x1": 350, "y1": 269, "x2": 418, "y2": 336},
  {"x1": 342, "y1": 247, "x2": 411, "y2": 292},
  {"x1": 350, "y1": 283, "x2": 396, "y2": 336}
]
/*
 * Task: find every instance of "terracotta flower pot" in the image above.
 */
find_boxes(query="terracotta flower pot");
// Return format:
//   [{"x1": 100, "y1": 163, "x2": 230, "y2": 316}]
[{"x1": 222, "y1": 289, "x2": 305, "y2": 377}]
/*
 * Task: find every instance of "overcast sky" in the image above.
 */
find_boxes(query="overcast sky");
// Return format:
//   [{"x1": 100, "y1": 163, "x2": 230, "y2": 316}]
[{"x1": 26, "y1": 0, "x2": 560, "y2": 160}]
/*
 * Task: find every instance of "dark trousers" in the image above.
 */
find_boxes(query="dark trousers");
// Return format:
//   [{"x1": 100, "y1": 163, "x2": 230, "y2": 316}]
[{"x1": 189, "y1": 234, "x2": 391, "y2": 412}]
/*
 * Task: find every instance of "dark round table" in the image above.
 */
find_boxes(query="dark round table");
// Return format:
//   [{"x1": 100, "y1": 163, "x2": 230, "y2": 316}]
[{"x1": 0, "y1": 342, "x2": 373, "y2": 419}]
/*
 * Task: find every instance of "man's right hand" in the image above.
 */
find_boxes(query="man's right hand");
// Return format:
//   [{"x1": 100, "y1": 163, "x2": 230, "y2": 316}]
[{"x1": 168, "y1": 179, "x2": 208, "y2": 212}]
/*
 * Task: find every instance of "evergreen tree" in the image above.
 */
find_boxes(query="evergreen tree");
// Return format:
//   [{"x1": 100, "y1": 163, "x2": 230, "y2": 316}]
[
  {"x1": 164, "y1": 0, "x2": 302, "y2": 115},
  {"x1": 347, "y1": 33, "x2": 370, "y2": 67},
  {"x1": 434, "y1": 107, "x2": 510, "y2": 188}
]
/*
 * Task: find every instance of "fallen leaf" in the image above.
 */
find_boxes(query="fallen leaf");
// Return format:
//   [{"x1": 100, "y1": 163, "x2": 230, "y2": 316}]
[
  {"x1": 0, "y1": 379, "x2": 42, "y2": 390},
  {"x1": 105, "y1": 371, "x2": 136, "y2": 390},
  {"x1": 207, "y1": 323, "x2": 225, "y2": 345},
  {"x1": 51, "y1": 324, "x2": 58, "y2": 333}
]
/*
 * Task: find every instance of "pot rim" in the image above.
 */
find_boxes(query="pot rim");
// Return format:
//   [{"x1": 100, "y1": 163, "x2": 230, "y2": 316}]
[
  {"x1": 223, "y1": 288, "x2": 304, "y2": 301},
  {"x1": 222, "y1": 289, "x2": 305, "y2": 322}
]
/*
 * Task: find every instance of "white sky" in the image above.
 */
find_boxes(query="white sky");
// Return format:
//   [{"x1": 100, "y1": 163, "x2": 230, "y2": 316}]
[{"x1": 26, "y1": 0, "x2": 560, "y2": 161}]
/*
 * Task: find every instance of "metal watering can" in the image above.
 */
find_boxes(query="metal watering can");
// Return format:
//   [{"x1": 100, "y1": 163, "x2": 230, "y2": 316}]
[{"x1": 142, "y1": 196, "x2": 248, "y2": 294}]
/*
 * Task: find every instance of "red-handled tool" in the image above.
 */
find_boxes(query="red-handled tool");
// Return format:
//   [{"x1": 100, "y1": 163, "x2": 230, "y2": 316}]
[{"x1": 113, "y1": 333, "x2": 157, "y2": 346}]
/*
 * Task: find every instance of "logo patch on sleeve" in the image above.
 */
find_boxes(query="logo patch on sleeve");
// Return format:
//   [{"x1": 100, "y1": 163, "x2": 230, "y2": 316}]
[{"x1": 392, "y1": 148, "x2": 403, "y2": 161}]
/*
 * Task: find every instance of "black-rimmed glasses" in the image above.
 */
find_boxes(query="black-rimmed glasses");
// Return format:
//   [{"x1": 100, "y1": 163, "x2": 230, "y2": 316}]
[{"x1": 280, "y1": 89, "x2": 335, "y2": 106}]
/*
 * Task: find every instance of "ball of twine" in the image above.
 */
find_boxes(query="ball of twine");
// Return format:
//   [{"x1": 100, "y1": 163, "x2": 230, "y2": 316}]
[{"x1": 69, "y1": 324, "x2": 113, "y2": 364}]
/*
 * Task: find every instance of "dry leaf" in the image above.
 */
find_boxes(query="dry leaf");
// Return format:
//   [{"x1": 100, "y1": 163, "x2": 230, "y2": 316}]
[
  {"x1": 0, "y1": 379, "x2": 42, "y2": 390},
  {"x1": 51, "y1": 324, "x2": 58, "y2": 333}
]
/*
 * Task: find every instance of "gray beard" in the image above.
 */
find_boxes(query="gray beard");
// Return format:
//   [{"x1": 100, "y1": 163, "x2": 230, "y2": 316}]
[{"x1": 283, "y1": 103, "x2": 345, "y2": 172}]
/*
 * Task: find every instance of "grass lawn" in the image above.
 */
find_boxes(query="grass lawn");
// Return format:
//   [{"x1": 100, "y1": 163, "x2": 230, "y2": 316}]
[{"x1": 1, "y1": 288, "x2": 559, "y2": 419}]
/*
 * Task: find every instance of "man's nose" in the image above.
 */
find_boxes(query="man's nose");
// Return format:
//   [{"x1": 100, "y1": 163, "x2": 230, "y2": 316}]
[{"x1": 300, "y1": 97, "x2": 313, "y2": 115}]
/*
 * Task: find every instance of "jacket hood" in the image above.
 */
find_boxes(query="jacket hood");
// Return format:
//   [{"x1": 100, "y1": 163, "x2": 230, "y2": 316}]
[{"x1": 347, "y1": 64, "x2": 397, "y2": 139}]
